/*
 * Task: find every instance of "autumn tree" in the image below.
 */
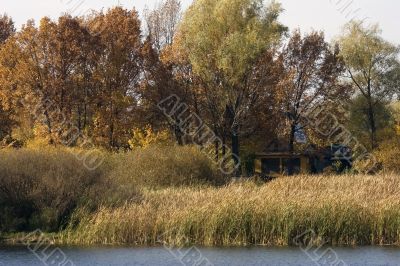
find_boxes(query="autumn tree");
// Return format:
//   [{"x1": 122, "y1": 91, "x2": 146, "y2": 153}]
[
  {"x1": 34, "y1": 16, "x2": 99, "y2": 144},
  {"x1": 0, "y1": 14, "x2": 15, "y2": 44},
  {"x1": 139, "y1": 38, "x2": 189, "y2": 145},
  {"x1": 50, "y1": 15, "x2": 99, "y2": 139},
  {"x1": 0, "y1": 21, "x2": 51, "y2": 143},
  {"x1": 0, "y1": 14, "x2": 16, "y2": 141},
  {"x1": 245, "y1": 49, "x2": 284, "y2": 146},
  {"x1": 67, "y1": 17, "x2": 102, "y2": 136},
  {"x1": 89, "y1": 7, "x2": 143, "y2": 149},
  {"x1": 141, "y1": 0, "x2": 193, "y2": 146},
  {"x1": 0, "y1": 9, "x2": 144, "y2": 149},
  {"x1": 277, "y1": 30, "x2": 348, "y2": 157},
  {"x1": 176, "y1": 0, "x2": 286, "y2": 176},
  {"x1": 144, "y1": 0, "x2": 181, "y2": 51},
  {"x1": 0, "y1": 16, "x2": 99, "y2": 145},
  {"x1": 338, "y1": 22, "x2": 400, "y2": 149}
]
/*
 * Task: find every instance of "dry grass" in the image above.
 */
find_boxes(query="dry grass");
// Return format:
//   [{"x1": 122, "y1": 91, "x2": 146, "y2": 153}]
[
  {"x1": 3, "y1": 145, "x2": 400, "y2": 247},
  {"x1": 0, "y1": 147, "x2": 113, "y2": 232},
  {"x1": 109, "y1": 145, "x2": 225, "y2": 188},
  {"x1": 0, "y1": 145, "x2": 223, "y2": 233},
  {"x1": 61, "y1": 174, "x2": 400, "y2": 246}
]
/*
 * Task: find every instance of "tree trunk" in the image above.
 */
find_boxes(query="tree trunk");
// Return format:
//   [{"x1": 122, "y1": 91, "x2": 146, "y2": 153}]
[
  {"x1": 83, "y1": 103, "x2": 87, "y2": 130},
  {"x1": 109, "y1": 100, "x2": 114, "y2": 149},
  {"x1": 288, "y1": 123, "x2": 296, "y2": 175},
  {"x1": 222, "y1": 134, "x2": 226, "y2": 156},
  {"x1": 231, "y1": 126, "x2": 241, "y2": 178},
  {"x1": 43, "y1": 109, "x2": 55, "y2": 145},
  {"x1": 367, "y1": 100, "x2": 377, "y2": 149},
  {"x1": 83, "y1": 85, "x2": 88, "y2": 130},
  {"x1": 174, "y1": 118, "x2": 184, "y2": 146},
  {"x1": 289, "y1": 123, "x2": 296, "y2": 153},
  {"x1": 215, "y1": 138, "x2": 219, "y2": 161},
  {"x1": 77, "y1": 106, "x2": 82, "y2": 134},
  {"x1": 109, "y1": 121, "x2": 114, "y2": 149}
]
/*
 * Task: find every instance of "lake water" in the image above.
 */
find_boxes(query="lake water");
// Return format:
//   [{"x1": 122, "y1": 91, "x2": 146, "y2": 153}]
[{"x1": 1, "y1": 245, "x2": 400, "y2": 266}]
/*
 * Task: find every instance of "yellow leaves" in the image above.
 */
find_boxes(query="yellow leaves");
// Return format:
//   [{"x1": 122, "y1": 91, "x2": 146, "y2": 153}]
[
  {"x1": 161, "y1": 34, "x2": 188, "y2": 66},
  {"x1": 369, "y1": 137, "x2": 400, "y2": 173},
  {"x1": 389, "y1": 103, "x2": 400, "y2": 136},
  {"x1": 395, "y1": 125, "x2": 400, "y2": 136},
  {"x1": 128, "y1": 125, "x2": 172, "y2": 149},
  {"x1": 25, "y1": 124, "x2": 53, "y2": 148}
]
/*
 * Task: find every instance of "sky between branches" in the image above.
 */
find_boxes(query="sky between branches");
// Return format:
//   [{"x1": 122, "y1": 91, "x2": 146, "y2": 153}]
[{"x1": 2, "y1": 0, "x2": 399, "y2": 44}]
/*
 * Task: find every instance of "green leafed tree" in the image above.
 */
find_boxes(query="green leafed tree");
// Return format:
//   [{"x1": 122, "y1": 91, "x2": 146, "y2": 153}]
[
  {"x1": 348, "y1": 94, "x2": 394, "y2": 146},
  {"x1": 338, "y1": 21, "x2": 400, "y2": 149},
  {"x1": 176, "y1": 0, "x2": 287, "y2": 176}
]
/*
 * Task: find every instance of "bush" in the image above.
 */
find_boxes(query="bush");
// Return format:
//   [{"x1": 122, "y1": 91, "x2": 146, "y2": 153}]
[
  {"x1": 373, "y1": 138, "x2": 400, "y2": 173},
  {"x1": 0, "y1": 144, "x2": 224, "y2": 233},
  {"x1": 110, "y1": 145, "x2": 226, "y2": 188},
  {"x1": 0, "y1": 147, "x2": 139, "y2": 232}
]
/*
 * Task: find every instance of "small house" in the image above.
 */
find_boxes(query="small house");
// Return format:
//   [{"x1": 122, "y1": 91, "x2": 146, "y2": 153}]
[{"x1": 254, "y1": 145, "x2": 352, "y2": 179}]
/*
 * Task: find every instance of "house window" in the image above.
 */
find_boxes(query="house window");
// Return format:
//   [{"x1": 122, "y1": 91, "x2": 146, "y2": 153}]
[{"x1": 261, "y1": 158, "x2": 280, "y2": 174}]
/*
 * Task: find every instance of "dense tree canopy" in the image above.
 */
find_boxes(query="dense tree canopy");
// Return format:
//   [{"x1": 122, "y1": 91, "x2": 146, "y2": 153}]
[
  {"x1": 176, "y1": 0, "x2": 287, "y2": 175},
  {"x1": 0, "y1": 1, "x2": 399, "y2": 175}
]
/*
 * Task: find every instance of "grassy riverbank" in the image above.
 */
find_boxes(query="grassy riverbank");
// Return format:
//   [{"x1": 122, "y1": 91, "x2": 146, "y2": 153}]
[
  {"x1": 1, "y1": 147, "x2": 400, "y2": 247},
  {"x1": 0, "y1": 146, "x2": 223, "y2": 234},
  {"x1": 59, "y1": 174, "x2": 400, "y2": 247}
]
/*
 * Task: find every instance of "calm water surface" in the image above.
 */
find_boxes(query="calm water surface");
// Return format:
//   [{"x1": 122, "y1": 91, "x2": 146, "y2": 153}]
[{"x1": 1, "y1": 245, "x2": 400, "y2": 266}]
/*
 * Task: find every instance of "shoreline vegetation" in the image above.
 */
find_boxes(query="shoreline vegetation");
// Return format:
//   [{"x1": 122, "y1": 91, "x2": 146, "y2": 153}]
[
  {"x1": 1, "y1": 147, "x2": 400, "y2": 247},
  {"x1": 58, "y1": 174, "x2": 400, "y2": 247},
  {"x1": 1, "y1": 0, "x2": 400, "y2": 252}
]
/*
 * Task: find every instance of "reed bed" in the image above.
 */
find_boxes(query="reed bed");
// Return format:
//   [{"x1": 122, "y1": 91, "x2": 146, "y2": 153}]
[
  {"x1": 0, "y1": 146, "x2": 222, "y2": 232},
  {"x1": 61, "y1": 174, "x2": 400, "y2": 246}
]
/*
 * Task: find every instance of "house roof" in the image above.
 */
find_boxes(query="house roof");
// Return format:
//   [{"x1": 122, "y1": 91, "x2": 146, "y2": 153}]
[{"x1": 254, "y1": 152, "x2": 309, "y2": 158}]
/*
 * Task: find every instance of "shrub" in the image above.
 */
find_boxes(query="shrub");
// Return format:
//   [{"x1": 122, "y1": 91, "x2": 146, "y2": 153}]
[
  {"x1": 109, "y1": 145, "x2": 226, "y2": 188},
  {"x1": 373, "y1": 138, "x2": 400, "y2": 173},
  {"x1": 0, "y1": 144, "x2": 224, "y2": 233},
  {"x1": 0, "y1": 147, "x2": 139, "y2": 232}
]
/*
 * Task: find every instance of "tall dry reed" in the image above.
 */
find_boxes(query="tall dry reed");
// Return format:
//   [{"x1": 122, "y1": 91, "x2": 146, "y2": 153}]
[{"x1": 62, "y1": 174, "x2": 400, "y2": 246}]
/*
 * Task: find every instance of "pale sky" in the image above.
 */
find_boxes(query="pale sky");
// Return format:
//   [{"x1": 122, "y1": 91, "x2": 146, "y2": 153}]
[{"x1": 1, "y1": 0, "x2": 399, "y2": 44}]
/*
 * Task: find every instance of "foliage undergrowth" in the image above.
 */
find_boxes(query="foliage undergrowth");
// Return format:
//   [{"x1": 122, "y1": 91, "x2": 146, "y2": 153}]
[{"x1": 109, "y1": 145, "x2": 225, "y2": 188}]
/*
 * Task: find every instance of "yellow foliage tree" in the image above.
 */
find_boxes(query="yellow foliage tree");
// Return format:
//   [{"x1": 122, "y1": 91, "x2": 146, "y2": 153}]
[{"x1": 128, "y1": 126, "x2": 172, "y2": 149}]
